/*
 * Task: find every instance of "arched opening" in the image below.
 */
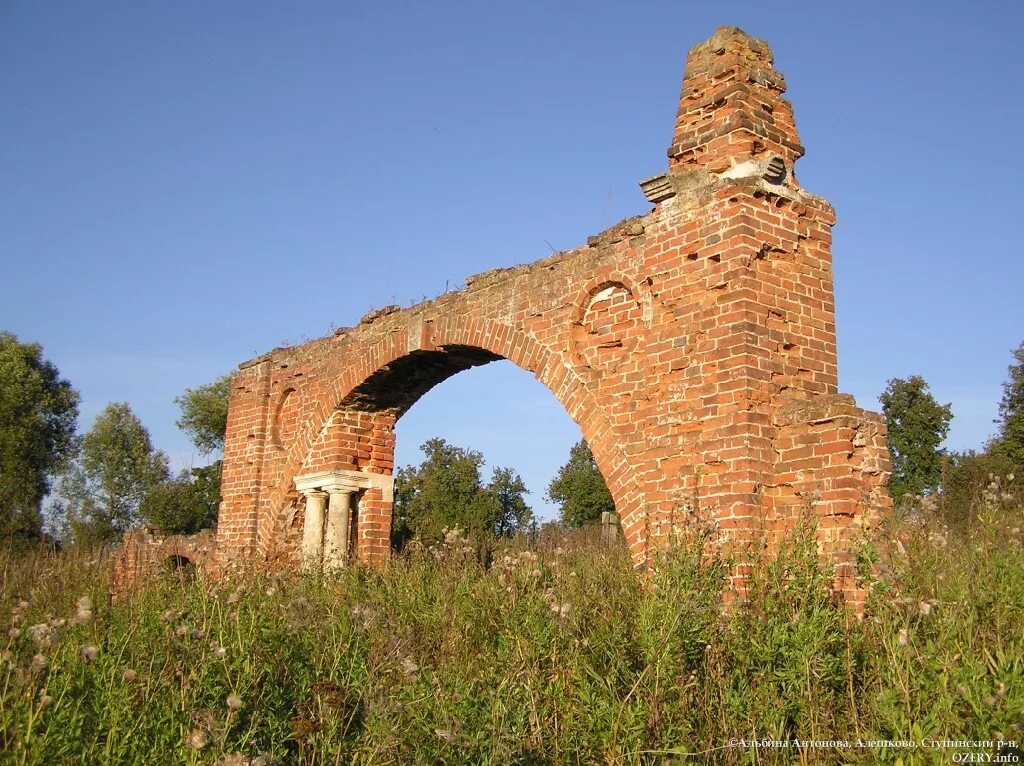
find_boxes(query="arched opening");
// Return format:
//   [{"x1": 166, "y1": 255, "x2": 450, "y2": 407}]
[
  {"x1": 291, "y1": 340, "x2": 625, "y2": 566},
  {"x1": 162, "y1": 554, "x2": 195, "y2": 580}
]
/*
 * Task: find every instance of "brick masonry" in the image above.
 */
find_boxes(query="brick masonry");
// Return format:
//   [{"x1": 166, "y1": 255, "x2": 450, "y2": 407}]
[{"x1": 213, "y1": 26, "x2": 892, "y2": 601}]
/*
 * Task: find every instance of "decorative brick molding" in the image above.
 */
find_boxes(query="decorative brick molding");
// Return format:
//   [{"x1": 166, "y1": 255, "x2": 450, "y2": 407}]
[{"x1": 212, "y1": 26, "x2": 891, "y2": 601}]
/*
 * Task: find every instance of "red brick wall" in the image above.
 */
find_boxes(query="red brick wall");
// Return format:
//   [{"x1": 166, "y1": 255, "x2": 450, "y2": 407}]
[{"x1": 216, "y1": 26, "x2": 892, "y2": 599}]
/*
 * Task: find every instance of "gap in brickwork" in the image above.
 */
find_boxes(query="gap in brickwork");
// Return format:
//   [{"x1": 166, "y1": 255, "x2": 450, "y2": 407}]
[{"x1": 392, "y1": 360, "x2": 589, "y2": 521}]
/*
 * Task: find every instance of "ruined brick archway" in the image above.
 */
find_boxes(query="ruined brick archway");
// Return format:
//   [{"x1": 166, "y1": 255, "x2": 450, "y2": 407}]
[{"x1": 216, "y1": 26, "x2": 892, "y2": 598}]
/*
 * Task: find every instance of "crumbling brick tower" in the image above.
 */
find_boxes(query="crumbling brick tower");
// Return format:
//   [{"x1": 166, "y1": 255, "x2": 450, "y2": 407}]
[{"x1": 216, "y1": 26, "x2": 891, "y2": 600}]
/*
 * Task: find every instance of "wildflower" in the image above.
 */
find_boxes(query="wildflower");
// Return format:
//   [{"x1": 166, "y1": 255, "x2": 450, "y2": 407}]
[
  {"x1": 122, "y1": 669, "x2": 138, "y2": 683},
  {"x1": 897, "y1": 628, "x2": 909, "y2": 647},
  {"x1": 187, "y1": 729, "x2": 209, "y2": 750},
  {"x1": 7, "y1": 627, "x2": 19, "y2": 639},
  {"x1": 28, "y1": 623, "x2": 51, "y2": 645},
  {"x1": 401, "y1": 658, "x2": 419, "y2": 677},
  {"x1": 72, "y1": 609, "x2": 92, "y2": 626},
  {"x1": 81, "y1": 645, "x2": 99, "y2": 662},
  {"x1": 215, "y1": 755, "x2": 249, "y2": 766},
  {"x1": 226, "y1": 589, "x2": 242, "y2": 605},
  {"x1": 558, "y1": 602, "x2": 572, "y2": 619},
  {"x1": 226, "y1": 692, "x2": 244, "y2": 712},
  {"x1": 174, "y1": 624, "x2": 189, "y2": 638},
  {"x1": 30, "y1": 654, "x2": 48, "y2": 672},
  {"x1": 918, "y1": 601, "x2": 932, "y2": 616},
  {"x1": 38, "y1": 693, "x2": 53, "y2": 709},
  {"x1": 1, "y1": 650, "x2": 12, "y2": 663},
  {"x1": 212, "y1": 645, "x2": 227, "y2": 659}
]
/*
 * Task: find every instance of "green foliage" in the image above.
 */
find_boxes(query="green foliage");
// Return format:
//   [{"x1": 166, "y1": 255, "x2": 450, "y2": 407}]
[
  {"x1": 939, "y1": 450, "x2": 1017, "y2": 526},
  {"x1": 2, "y1": 500, "x2": 1023, "y2": 764},
  {"x1": 991, "y1": 340, "x2": 1024, "y2": 470},
  {"x1": 0, "y1": 332, "x2": 79, "y2": 545},
  {"x1": 393, "y1": 438, "x2": 533, "y2": 547},
  {"x1": 174, "y1": 374, "x2": 231, "y2": 455},
  {"x1": 546, "y1": 439, "x2": 614, "y2": 528},
  {"x1": 140, "y1": 464, "x2": 220, "y2": 535},
  {"x1": 880, "y1": 375, "x2": 953, "y2": 508},
  {"x1": 56, "y1": 402, "x2": 169, "y2": 545}
]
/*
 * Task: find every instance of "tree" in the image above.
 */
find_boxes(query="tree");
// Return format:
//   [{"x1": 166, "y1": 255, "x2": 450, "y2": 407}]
[
  {"x1": 56, "y1": 402, "x2": 169, "y2": 544},
  {"x1": 546, "y1": 439, "x2": 614, "y2": 528},
  {"x1": 0, "y1": 332, "x2": 79, "y2": 544},
  {"x1": 140, "y1": 466, "x2": 219, "y2": 535},
  {"x1": 166, "y1": 374, "x2": 232, "y2": 533},
  {"x1": 174, "y1": 374, "x2": 232, "y2": 455},
  {"x1": 488, "y1": 466, "x2": 535, "y2": 538},
  {"x1": 392, "y1": 438, "x2": 532, "y2": 547},
  {"x1": 991, "y1": 340, "x2": 1024, "y2": 469},
  {"x1": 879, "y1": 376, "x2": 953, "y2": 508}
]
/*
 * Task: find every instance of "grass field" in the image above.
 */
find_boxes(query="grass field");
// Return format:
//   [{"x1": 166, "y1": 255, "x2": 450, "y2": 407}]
[{"x1": 2, "y1": 498, "x2": 1023, "y2": 765}]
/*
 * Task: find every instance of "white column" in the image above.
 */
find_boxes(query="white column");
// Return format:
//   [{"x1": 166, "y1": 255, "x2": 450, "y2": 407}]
[
  {"x1": 301, "y1": 490, "x2": 328, "y2": 569},
  {"x1": 324, "y1": 489, "x2": 354, "y2": 570}
]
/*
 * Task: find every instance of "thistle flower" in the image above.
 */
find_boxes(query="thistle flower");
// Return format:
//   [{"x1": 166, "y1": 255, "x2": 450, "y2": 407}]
[
  {"x1": 226, "y1": 692, "x2": 243, "y2": 712},
  {"x1": 30, "y1": 654, "x2": 48, "y2": 672},
  {"x1": 72, "y1": 609, "x2": 92, "y2": 626},
  {"x1": 81, "y1": 645, "x2": 99, "y2": 662},
  {"x1": 187, "y1": 729, "x2": 209, "y2": 750},
  {"x1": 7, "y1": 627, "x2": 19, "y2": 639}
]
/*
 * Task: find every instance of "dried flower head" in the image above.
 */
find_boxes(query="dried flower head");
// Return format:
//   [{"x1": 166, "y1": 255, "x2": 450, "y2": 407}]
[
  {"x1": 76, "y1": 596, "x2": 93, "y2": 613},
  {"x1": 187, "y1": 729, "x2": 209, "y2": 750},
  {"x1": 30, "y1": 654, "x2": 48, "y2": 672},
  {"x1": 226, "y1": 692, "x2": 244, "y2": 712},
  {"x1": 897, "y1": 628, "x2": 909, "y2": 647},
  {"x1": 401, "y1": 658, "x2": 419, "y2": 677},
  {"x1": 81, "y1": 645, "x2": 99, "y2": 662},
  {"x1": 122, "y1": 668, "x2": 138, "y2": 683},
  {"x1": 38, "y1": 693, "x2": 53, "y2": 709},
  {"x1": 212, "y1": 645, "x2": 227, "y2": 659}
]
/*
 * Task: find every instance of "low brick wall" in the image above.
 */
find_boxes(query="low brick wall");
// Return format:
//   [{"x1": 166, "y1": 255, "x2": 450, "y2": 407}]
[{"x1": 112, "y1": 529, "x2": 217, "y2": 590}]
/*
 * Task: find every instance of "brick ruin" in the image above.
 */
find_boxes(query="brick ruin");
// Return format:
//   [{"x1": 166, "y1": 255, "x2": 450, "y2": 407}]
[{"x1": 165, "y1": 26, "x2": 891, "y2": 600}]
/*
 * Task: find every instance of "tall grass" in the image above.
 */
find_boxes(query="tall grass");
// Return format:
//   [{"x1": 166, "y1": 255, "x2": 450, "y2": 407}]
[{"x1": 1, "y1": 502, "x2": 1022, "y2": 765}]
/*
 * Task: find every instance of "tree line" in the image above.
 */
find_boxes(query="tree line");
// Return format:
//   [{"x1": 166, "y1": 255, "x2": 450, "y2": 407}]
[{"x1": 2, "y1": 328, "x2": 1022, "y2": 550}]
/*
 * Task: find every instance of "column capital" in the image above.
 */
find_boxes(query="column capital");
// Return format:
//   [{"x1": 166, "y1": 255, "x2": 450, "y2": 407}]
[
  {"x1": 295, "y1": 469, "x2": 370, "y2": 495},
  {"x1": 300, "y1": 489, "x2": 329, "y2": 500}
]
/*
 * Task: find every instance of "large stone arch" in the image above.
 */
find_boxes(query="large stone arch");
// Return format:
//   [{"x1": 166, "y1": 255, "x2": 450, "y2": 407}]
[{"x1": 216, "y1": 26, "x2": 892, "y2": 603}]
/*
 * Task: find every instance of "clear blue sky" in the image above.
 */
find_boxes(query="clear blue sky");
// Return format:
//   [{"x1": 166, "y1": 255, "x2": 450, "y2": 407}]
[{"x1": 3, "y1": 2, "x2": 1022, "y2": 520}]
